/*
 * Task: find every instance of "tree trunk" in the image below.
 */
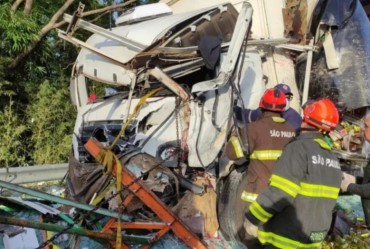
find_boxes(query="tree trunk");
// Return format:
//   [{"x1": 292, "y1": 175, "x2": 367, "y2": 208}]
[
  {"x1": 9, "y1": 0, "x2": 137, "y2": 69},
  {"x1": 82, "y1": 0, "x2": 137, "y2": 16},
  {"x1": 9, "y1": 0, "x2": 75, "y2": 68},
  {"x1": 24, "y1": 0, "x2": 33, "y2": 16},
  {"x1": 11, "y1": 0, "x2": 24, "y2": 12}
]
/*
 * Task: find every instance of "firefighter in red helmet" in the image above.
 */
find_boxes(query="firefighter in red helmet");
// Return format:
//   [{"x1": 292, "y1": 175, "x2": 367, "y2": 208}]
[
  {"x1": 244, "y1": 98, "x2": 342, "y2": 249},
  {"x1": 259, "y1": 87, "x2": 287, "y2": 112},
  {"x1": 243, "y1": 88, "x2": 295, "y2": 197},
  {"x1": 303, "y1": 98, "x2": 339, "y2": 132},
  {"x1": 226, "y1": 88, "x2": 296, "y2": 247}
]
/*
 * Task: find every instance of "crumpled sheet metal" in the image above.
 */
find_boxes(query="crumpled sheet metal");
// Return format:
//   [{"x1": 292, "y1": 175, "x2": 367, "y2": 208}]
[{"x1": 308, "y1": 0, "x2": 370, "y2": 110}]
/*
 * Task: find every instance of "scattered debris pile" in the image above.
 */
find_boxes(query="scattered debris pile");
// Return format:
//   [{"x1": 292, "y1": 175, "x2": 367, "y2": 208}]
[{"x1": 324, "y1": 196, "x2": 370, "y2": 248}]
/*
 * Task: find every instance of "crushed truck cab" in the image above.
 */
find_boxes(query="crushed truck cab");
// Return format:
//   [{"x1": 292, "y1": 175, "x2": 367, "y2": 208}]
[
  {"x1": 63, "y1": 2, "x2": 263, "y2": 170},
  {"x1": 59, "y1": 0, "x2": 370, "y2": 247}
]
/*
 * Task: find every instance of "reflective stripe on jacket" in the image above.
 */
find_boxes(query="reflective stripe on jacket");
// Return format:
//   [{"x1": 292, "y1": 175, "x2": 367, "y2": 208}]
[
  {"x1": 246, "y1": 111, "x2": 295, "y2": 194},
  {"x1": 245, "y1": 132, "x2": 342, "y2": 248},
  {"x1": 250, "y1": 150, "x2": 282, "y2": 160}
]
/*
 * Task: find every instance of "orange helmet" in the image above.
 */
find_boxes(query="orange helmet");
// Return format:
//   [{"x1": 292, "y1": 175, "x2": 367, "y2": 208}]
[
  {"x1": 303, "y1": 98, "x2": 339, "y2": 131},
  {"x1": 259, "y1": 88, "x2": 286, "y2": 112}
]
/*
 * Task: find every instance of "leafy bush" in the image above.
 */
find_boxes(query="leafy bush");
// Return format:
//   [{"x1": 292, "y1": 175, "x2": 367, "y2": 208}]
[
  {"x1": 0, "y1": 98, "x2": 28, "y2": 167},
  {"x1": 26, "y1": 80, "x2": 75, "y2": 164}
]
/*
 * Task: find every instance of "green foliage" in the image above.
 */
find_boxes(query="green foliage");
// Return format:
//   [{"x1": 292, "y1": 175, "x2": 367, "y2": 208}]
[
  {"x1": 0, "y1": 1, "x2": 157, "y2": 166},
  {"x1": 0, "y1": 57, "x2": 14, "y2": 105},
  {"x1": 0, "y1": 3, "x2": 39, "y2": 56},
  {"x1": 0, "y1": 1, "x2": 81, "y2": 166},
  {"x1": 0, "y1": 99, "x2": 28, "y2": 167},
  {"x1": 26, "y1": 80, "x2": 76, "y2": 164},
  {"x1": 0, "y1": 80, "x2": 14, "y2": 98}
]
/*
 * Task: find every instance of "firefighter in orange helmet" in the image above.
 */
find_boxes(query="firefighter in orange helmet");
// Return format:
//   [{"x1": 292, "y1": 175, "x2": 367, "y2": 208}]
[
  {"x1": 244, "y1": 98, "x2": 342, "y2": 249},
  {"x1": 244, "y1": 88, "x2": 295, "y2": 196},
  {"x1": 226, "y1": 88, "x2": 296, "y2": 247}
]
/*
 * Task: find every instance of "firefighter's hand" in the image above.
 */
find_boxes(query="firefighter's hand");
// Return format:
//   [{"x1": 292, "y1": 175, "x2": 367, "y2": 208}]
[
  {"x1": 244, "y1": 219, "x2": 258, "y2": 237},
  {"x1": 341, "y1": 172, "x2": 356, "y2": 192}
]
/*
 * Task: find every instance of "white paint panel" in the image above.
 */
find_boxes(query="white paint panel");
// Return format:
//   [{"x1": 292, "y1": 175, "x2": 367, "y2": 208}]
[
  {"x1": 162, "y1": 0, "x2": 286, "y2": 39},
  {"x1": 266, "y1": 49, "x2": 302, "y2": 113},
  {"x1": 187, "y1": 84, "x2": 232, "y2": 167},
  {"x1": 237, "y1": 51, "x2": 265, "y2": 109},
  {"x1": 76, "y1": 5, "x2": 236, "y2": 86},
  {"x1": 116, "y1": 2, "x2": 172, "y2": 25}
]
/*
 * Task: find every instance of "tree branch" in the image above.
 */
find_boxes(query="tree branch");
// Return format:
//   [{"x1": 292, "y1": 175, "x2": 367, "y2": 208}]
[
  {"x1": 53, "y1": 20, "x2": 67, "y2": 30},
  {"x1": 9, "y1": 0, "x2": 75, "y2": 68},
  {"x1": 11, "y1": 0, "x2": 24, "y2": 12},
  {"x1": 52, "y1": 0, "x2": 138, "y2": 30},
  {"x1": 82, "y1": 0, "x2": 137, "y2": 17},
  {"x1": 9, "y1": 0, "x2": 138, "y2": 69},
  {"x1": 48, "y1": 0, "x2": 76, "y2": 28},
  {"x1": 24, "y1": 0, "x2": 33, "y2": 16},
  {"x1": 88, "y1": 12, "x2": 108, "y2": 24}
]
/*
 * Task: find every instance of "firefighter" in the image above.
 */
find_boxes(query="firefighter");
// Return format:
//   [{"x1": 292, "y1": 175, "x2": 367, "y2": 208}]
[
  {"x1": 234, "y1": 88, "x2": 296, "y2": 248},
  {"x1": 242, "y1": 88, "x2": 295, "y2": 199},
  {"x1": 244, "y1": 98, "x2": 342, "y2": 249},
  {"x1": 274, "y1": 83, "x2": 302, "y2": 133},
  {"x1": 235, "y1": 83, "x2": 302, "y2": 134}
]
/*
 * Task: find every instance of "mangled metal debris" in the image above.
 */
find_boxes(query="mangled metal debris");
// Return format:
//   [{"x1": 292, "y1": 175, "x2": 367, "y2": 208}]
[{"x1": 2, "y1": 0, "x2": 370, "y2": 248}]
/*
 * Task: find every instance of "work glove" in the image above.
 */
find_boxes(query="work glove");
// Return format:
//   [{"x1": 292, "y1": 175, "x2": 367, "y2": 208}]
[
  {"x1": 341, "y1": 172, "x2": 356, "y2": 192},
  {"x1": 244, "y1": 218, "x2": 258, "y2": 237}
]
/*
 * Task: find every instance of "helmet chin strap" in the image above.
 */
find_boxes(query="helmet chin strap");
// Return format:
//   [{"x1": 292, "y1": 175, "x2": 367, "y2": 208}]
[
  {"x1": 300, "y1": 122, "x2": 320, "y2": 132},
  {"x1": 284, "y1": 100, "x2": 290, "y2": 111},
  {"x1": 301, "y1": 127, "x2": 330, "y2": 135}
]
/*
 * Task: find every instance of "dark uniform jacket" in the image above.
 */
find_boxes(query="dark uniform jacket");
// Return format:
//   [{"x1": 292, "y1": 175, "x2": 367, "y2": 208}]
[
  {"x1": 246, "y1": 131, "x2": 342, "y2": 249},
  {"x1": 246, "y1": 111, "x2": 295, "y2": 196},
  {"x1": 235, "y1": 106, "x2": 302, "y2": 134},
  {"x1": 348, "y1": 161, "x2": 370, "y2": 225},
  {"x1": 282, "y1": 107, "x2": 302, "y2": 134}
]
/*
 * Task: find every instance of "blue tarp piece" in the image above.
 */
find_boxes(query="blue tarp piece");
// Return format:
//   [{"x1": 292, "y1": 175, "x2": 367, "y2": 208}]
[{"x1": 336, "y1": 195, "x2": 365, "y2": 219}]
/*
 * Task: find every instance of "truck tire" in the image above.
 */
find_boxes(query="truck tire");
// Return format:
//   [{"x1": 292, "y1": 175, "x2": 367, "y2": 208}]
[{"x1": 217, "y1": 167, "x2": 249, "y2": 243}]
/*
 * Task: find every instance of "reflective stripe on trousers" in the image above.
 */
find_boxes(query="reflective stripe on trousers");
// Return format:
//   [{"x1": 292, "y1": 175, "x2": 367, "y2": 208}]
[{"x1": 258, "y1": 230, "x2": 322, "y2": 249}]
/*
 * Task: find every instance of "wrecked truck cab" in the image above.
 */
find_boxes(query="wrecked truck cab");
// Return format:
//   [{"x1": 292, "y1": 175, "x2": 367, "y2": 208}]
[
  {"x1": 65, "y1": 2, "x2": 263, "y2": 171},
  {"x1": 68, "y1": 2, "x2": 240, "y2": 108},
  {"x1": 59, "y1": 0, "x2": 370, "y2": 247},
  {"x1": 59, "y1": 2, "x2": 264, "y2": 246}
]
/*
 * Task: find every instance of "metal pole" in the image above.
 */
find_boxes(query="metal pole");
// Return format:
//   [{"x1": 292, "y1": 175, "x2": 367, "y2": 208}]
[
  {"x1": 0, "y1": 215, "x2": 115, "y2": 241},
  {"x1": 0, "y1": 216, "x2": 150, "y2": 244},
  {"x1": 302, "y1": 38, "x2": 314, "y2": 105},
  {"x1": 0, "y1": 164, "x2": 68, "y2": 184},
  {"x1": 0, "y1": 180, "x2": 130, "y2": 221}
]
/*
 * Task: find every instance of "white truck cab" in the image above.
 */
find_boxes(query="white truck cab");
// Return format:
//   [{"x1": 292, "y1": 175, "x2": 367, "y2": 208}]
[{"x1": 60, "y1": 0, "x2": 370, "y2": 244}]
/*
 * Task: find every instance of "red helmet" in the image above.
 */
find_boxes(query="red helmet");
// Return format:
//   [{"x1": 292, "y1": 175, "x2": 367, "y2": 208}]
[
  {"x1": 259, "y1": 88, "x2": 286, "y2": 112},
  {"x1": 303, "y1": 98, "x2": 339, "y2": 131}
]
